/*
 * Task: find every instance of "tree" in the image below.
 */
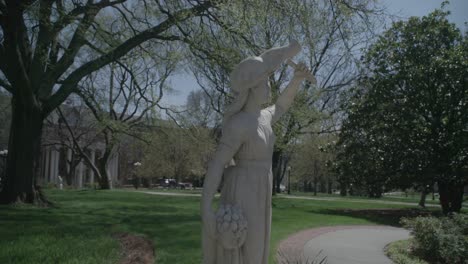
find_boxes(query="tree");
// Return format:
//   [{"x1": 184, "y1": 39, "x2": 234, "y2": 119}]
[
  {"x1": 76, "y1": 48, "x2": 175, "y2": 189},
  {"x1": 290, "y1": 134, "x2": 336, "y2": 195},
  {"x1": 182, "y1": 90, "x2": 220, "y2": 129},
  {"x1": 336, "y1": 6, "x2": 468, "y2": 213},
  {"x1": 137, "y1": 89, "x2": 218, "y2": 187},
  {"x1": 0, "y1": 0, "x2": 218, "y2": 204},
  {"x1": 0, "y1": 91, "x2": 11, "y2": 149},
  {"x1": 188, "y1": 0, "x2": 385, "y2": 194},
  {"x1": 137, "y1": 125, "x2": 215, "y2": 185},
  {"x1": 53, "y1": 98, "x2": 102, "y2": 187}
]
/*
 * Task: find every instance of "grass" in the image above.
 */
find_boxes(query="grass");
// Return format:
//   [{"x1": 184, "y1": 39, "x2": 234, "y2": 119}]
[
  {"x1": 0, "y1": 189, "x2": 433, "y2": 264},
  {"x1": 385, "y1": 239, "x2": 429, "y2": 264},
  {"x1": 287, "y1": 191, "x2": 443, "y2": 206},
  {"x1": 138, "y1": 187, "x2": 447, "y2": 206},
  {"x1": 124, "y1": 187, "x2": 203, "y2": 195}
]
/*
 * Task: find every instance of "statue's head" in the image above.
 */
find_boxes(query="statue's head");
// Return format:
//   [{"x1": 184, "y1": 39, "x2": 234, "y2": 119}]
[
  {"x1": 230, "y1": 56, "x2": 272, "y2": 105},
  {"x1": 224, "y1": 40, "x2": 301, "y2": 123},
  {"x1": 224, "y1": 56, "x2": 276, "y2": 120}
]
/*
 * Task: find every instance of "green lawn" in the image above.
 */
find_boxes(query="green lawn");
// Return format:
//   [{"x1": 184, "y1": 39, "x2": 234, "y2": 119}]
[
  {"x1": 141, "y1": 187, "x2": 447, "y2": 206},
  {"x1": 287, "y1": 191, "x2": 444, "y2": 205},
  {"x1": 0, "y1": 189, "x2": 431, "y2": 264}
]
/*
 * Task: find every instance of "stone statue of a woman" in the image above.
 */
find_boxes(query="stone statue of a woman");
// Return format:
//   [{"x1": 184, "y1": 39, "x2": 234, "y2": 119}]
[{"x1": 201, "y1": 40, "x2": 314, "y2": 264}]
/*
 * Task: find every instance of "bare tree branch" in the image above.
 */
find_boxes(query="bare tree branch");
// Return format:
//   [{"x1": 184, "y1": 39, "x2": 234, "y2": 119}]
[
  {"x1": 56, "y1": 106, "x2": 102, "y2": 182},
  {"x1": 51, "y1": 0, "x2": 128, "y2": 35},
  {"x1": 44, "y1": 0, "x2": 214, "y2": 114},
  {"x1": 44, "y1": 0, "x2": 101, "y2": 92},
  {"x1": 30, "y1": 0, "x2": 53, "y2": 91}
]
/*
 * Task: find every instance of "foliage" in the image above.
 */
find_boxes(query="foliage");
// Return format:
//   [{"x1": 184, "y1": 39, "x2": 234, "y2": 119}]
[
  {"x1": 189, "y1": 0, "x2": 386, "y2": 193},
  {"x1": 402, "y1": 214, "x2": 468, "y2": 264},
  {"x1": 0, "y1": 0, "x2": 221, "y2": 204},
  {"x1": 278, "y1": 249, "x2": 328, "y2": 264},
  {"x1": 290, "y1": 134, "x2": 337, "y2": 194},
  {"x1": 385, "y1": 239, "x2": 429, "y2": 264},
  {"x1": 335, "y1": 5, "x2": 468, "y2": 208},
  {"x1": 136, "y1": 125, "x2": 215, "y2": 183},
  {"x1": 74, "y1": 50, "x2": 176, "y2": 189}
]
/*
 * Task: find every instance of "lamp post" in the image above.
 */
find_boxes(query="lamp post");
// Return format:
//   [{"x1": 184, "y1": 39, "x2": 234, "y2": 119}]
[{"x1": 287, "y1": 166, "x2": 291, "y2": 195}]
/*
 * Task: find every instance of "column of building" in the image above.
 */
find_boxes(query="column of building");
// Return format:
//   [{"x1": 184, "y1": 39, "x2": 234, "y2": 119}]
[{"x1": 89, "y1": 150, "x2": 95, "y2": 186}]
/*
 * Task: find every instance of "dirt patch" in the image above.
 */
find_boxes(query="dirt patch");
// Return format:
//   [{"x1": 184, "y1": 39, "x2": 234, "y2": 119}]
[{"x1": 114, "y1": 232, "x2": 155, "y2": 264}]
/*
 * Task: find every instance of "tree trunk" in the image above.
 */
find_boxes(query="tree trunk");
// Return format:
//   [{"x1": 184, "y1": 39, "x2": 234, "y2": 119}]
[
  {"x1": 438, "y1": 181, "x2": 464, "y2": 214},
  {"x1": 0, "y1": 96, "x2": 49, "y2": 205},
  {"x1": 272, "y1": 150, "x2": 281, "y2": 195},
  {"x1": 418, "y1": 187, "x2": 427, "y2": 208},
  {"x1": 339, "y1": 182, "x2": 347, "y2": 196},
  {"x1": 97, "y1": 158, "x2": 110, "y2": 189},
  {"x1": 277, "y1": 159, "x2": 289, "y2": 194},
  {"x1": 272, "y1": 172, "x2": 277, "y2": 195},
  {"x1": 418, "y1": 191, "x2": 426, "y2": 208},
  {"x1": 313, "y1": 177, "x2": 318, "y2": 196}
]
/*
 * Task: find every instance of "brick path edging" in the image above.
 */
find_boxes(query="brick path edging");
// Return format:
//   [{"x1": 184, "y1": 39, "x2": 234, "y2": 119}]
[{"x1": 276, "y1": 225, "x2": 403, "y2": 263}]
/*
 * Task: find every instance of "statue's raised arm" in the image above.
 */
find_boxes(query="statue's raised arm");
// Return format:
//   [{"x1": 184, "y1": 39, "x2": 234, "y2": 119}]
[{"x1": 201, "y1": 40, "x2": 313, "y2": 264}]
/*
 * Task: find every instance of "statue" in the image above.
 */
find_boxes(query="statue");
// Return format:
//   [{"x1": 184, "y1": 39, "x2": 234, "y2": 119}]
[{"x1": 201, "y1": 40, "x2": 315, "y2": 264}]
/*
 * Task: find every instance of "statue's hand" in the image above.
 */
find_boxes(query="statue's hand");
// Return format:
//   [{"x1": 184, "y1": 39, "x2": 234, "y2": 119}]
[
  {"x1": 202, "y1": 209, "x2": 217, "y2": 239},
  {"x1": 293, "y1": 62, "x2": 315, "y2": 83}
]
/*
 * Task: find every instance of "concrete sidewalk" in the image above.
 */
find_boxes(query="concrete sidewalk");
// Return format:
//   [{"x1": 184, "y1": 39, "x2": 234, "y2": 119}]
[{"x1": 302, "y1": 226, "x2": 409, "y2": 264}]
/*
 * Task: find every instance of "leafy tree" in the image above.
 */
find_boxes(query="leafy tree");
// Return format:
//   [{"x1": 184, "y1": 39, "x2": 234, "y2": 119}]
[
  {"x1": 137, "y1": 125, "x2": 215, "y2": 185},
  {"x1": 76, "y1": 49, "x2": 175, "y2": 189},
  {"x1": 0, "y1": 0, "x2": 220, "y2": 204},
  {"x1": 290, "y1": 133, "x2": 336, "y2": 195},
  {"x1": 336, "y1": 6, "x2": 468, "y2": 213},
  {"x1": 189, "y1": 0, "x2": 385, "y2": 194}
]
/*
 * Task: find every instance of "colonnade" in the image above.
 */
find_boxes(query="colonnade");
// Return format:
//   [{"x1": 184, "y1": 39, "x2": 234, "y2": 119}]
[{"x1": 40, "y1": 146, "x2": 119, "y2": 188}]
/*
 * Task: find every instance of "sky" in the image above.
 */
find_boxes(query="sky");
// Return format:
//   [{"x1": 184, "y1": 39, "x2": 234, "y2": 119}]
[{"x1": 161, "y1": 0, "x2": 468, "y2": 108}]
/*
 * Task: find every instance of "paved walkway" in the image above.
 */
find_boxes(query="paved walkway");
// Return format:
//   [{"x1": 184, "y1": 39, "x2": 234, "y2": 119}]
[
  {"x1": 278, "y1": 225, "x2": 410, "y2": 264},
  {"x1": 138, "y1": 191, "x2": 414, "y2": 263},
  {"x1": 135, "y1": 190, "x2": 442, "y2": 208}
]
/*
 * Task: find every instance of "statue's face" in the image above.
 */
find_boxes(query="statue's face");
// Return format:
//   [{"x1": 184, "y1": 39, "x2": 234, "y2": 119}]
[{"x1": 251, "y1": 78, "x2": 270, "y2": 105}]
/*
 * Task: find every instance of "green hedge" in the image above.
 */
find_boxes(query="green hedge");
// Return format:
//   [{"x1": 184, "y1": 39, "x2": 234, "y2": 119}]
[{"x1": 402, "y1": 214, "x2": 468, "y2": 264}]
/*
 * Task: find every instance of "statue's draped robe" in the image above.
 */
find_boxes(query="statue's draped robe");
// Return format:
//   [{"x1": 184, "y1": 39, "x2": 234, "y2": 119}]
[{"x1": 211, "y1": 106, "x2": 281, "y2": 264}]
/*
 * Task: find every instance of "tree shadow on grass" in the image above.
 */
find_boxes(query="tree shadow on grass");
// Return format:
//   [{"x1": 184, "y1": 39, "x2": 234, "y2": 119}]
[{"x1": 314, "y1": 208, "x2": 440, "y2": 227}]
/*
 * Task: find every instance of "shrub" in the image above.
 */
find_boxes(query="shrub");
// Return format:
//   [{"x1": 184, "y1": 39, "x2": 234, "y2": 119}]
[
  {"x1": 385, "y1": 239, "x2": 429, "y2": 264},
  {"x1": 277, "y1": 249, "x2": 327, "y2": 264},
  {"x1": 402, "y1": 214, "x2": 468, "y2": 264}
]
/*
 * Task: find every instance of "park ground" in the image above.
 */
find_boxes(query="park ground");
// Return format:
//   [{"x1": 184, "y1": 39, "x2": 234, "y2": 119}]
[{"x1": 0, "y1": 189, "x2": 460, "y2": 264}]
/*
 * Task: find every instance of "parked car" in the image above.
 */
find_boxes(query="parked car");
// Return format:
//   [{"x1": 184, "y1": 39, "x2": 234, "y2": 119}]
[
  {"x1": 280, "y1": 184, "x2": 286, "y2": 193},
  {"x1": 158, "y1": 178, "x2": 178, "y2": 188},
  {"x1": 178, "y1": 182, "x2": 193, "y2": 189}
]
